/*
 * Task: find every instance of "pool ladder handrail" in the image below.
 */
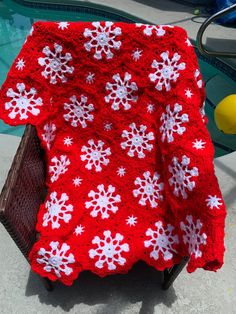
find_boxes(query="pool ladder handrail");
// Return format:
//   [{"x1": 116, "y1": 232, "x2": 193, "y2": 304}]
[{"x1": 197, "y1": 3, "x2": 236, "y2": 58}]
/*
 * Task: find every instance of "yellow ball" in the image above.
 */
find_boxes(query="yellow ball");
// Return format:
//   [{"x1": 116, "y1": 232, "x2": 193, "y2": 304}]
[{"x1": 214, "y1": 94, "x2": 236, "y2": 134}]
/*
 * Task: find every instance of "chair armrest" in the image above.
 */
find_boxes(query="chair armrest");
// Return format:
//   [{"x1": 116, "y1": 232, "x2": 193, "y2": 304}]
[{"x1": 0, "y1": 125, "x2": 46, "y2": 261}]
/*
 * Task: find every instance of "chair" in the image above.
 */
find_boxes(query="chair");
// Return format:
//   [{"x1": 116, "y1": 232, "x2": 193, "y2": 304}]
[{"x1": 0, "y1": 125, "x2": 189, "y2": 291}]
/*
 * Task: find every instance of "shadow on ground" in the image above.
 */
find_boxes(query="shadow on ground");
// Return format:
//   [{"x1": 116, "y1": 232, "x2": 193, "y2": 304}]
[
  {"x1": 25, "y1": 261, "x2": 177, "y2": 314},
  {"x1": 205, "y1": 37, "x2": 236, "y2": 56}
]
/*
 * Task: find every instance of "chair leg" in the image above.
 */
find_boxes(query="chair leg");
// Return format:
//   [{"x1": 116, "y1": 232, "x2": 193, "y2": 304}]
[
  {"x1": 41, "y1": 277, "x2": 54, "y2": 291},
  {"x1": 162, "y1": 256, "x2": 189, "y2": 290}
]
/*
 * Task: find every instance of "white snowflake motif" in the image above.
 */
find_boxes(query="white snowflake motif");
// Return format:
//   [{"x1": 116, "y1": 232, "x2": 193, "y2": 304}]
[
  {"x1": 38, "y1": 43, "x2": 74, "y2": 84},
  {"x1": 200, "y1": 101, "x2": 206, "y2": 122},
  {"x1": 121, "y1": 123, "x2": 154, "y2": 159},
  {"x1": 84, "y1": 21, "x2": 122, "y2": 60},
  {"x1": 185, "y1": 37, "x2": 192, "y2": 47},
  {"x1": 149, "y1": 51, "x2": 186, "y2": 91},
  {"x1": 42, "y1": 122, "x2": 56, "y2": 150},
  {"x1": 81, "y1": 139, "x2": 111, "y2": 172},
  {"x1": 49, "y1": 155, "x2": 70, "y2": 183},
  {"x1": 89, "y1": 230, "x2": 129, "y2": 270},
  {"x1": 57, "y1": 22, "x2": 70, "y2": 30},
  {"x1": 180, "y1": 215, "x2": 207, "y2": 258},
  {"x1": 15, "y1": 58, "x2": 25, "y2": 70},
  {"x1": 160, "y1": 103, "x2": 189, "y2": 143},
  {"x1": 206, "y1": 195, "x2": 223, "y2": 209},
  {"x1": 74, "y1": 224, "x2": 85, "y2": 236},
  {"x1": 85, "y1": 184, "x2": 121, "y2": 219},
  {"x1": 132, "y1": 48, "x2": 143, "y2": 61},
  {"x1": 144, "y1": 221, "x2": 179, "y2": 261},
  {"x1": 194, "y1": 69, "x2": 203, "y2": 88},
  {"x1": 63, "y1": 136, "x2": 73, "y2": 147},
  {"x1": 117, "y1": 166, "x2": 126, "y2": 177},
  {"x1": 73, "y1": 177, "x2": 83, "y2": 187},
  {"x1": 86, "y1": 72, "x2": 95, "y2": 84},
  {"x1": 133, "y1": 171, "x2": 164, "y2": 208},
  {"x1": 126, "y1": 215, "x2": 137, "y2": 227},
  {"x1": 64, "y1": 95, "x2": 94, "y2": 128},
  {"x1": 105, "y1": 72, "x2": 138, "y2": 111},
  {"x1": 192, "y1": 139, "x2": 206, "y2": 150},
  {"x1": 37, "y1": 241, "x2": 75, "y2": 278},
  {"x1": 147, "y1": 104, "x2": 155, "y2": 113},
  {"x1": 43, "y1": 192, "x2": 73, "y2": 229},
  {"x1": 185, "y1": 88, "x2": 193, "y2": 98},
  {"x1": 136, "y1": 23, "x2": 173, "y2": 37},
  {"x1": 5, "y1": 83, "x2": 42, "y2": 120},
  {"x1": 168, "y1": 155, "x2": 199, "y2": 199},
  {"x1": 104, "y1": 122, "x2": 113, "y2": 131}
]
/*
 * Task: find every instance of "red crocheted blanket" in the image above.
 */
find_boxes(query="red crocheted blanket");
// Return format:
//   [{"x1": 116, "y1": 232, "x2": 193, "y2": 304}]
[{"x1": 0, "y1": 21, "x2": 226, "y2": 285}]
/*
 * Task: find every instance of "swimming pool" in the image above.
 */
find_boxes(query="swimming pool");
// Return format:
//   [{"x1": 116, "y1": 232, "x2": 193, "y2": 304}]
[{"x1": 0, "y1": 0, "x2": 236, "y2": 157}]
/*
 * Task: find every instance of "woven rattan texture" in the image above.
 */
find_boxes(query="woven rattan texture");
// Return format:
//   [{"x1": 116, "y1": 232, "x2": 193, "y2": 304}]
[{"x1": 0, "y1": 125, "x2": 46, "y2": 259}]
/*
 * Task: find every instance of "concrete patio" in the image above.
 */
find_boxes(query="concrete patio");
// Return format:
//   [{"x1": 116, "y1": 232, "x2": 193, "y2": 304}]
[{"x1": 0, "y1": 0, "x2": 236, "y2": 313}]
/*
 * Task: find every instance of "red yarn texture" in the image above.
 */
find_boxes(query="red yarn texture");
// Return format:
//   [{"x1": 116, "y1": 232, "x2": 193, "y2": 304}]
[{"x1": 0, "y1": 21, "x2": 226, "y2": 286}]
